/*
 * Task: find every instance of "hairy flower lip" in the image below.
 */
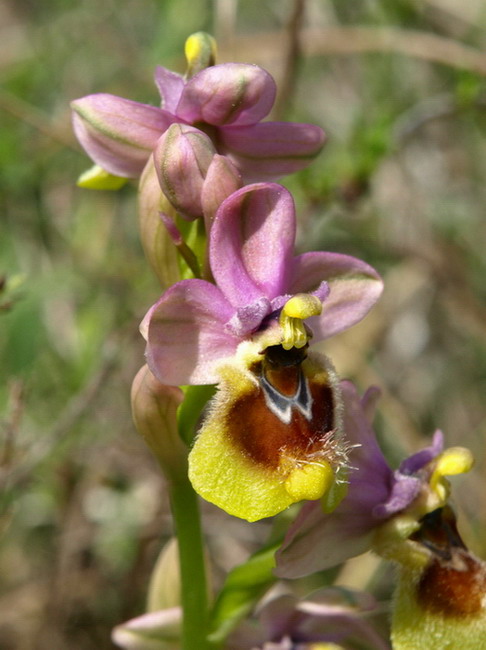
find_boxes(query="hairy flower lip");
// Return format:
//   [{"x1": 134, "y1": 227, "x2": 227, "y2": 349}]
[
  {"x1": 392, "y1": 505, "x2": 486, "y2": 650},
  {"x1": 187, "y1": 345, "x2": 345, "y2": 521}
]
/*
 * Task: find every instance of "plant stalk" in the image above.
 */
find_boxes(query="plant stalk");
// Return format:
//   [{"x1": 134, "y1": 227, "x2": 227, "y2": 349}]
[{"x1": 169, "y1": 476, "x2": 211, "y2": 650}]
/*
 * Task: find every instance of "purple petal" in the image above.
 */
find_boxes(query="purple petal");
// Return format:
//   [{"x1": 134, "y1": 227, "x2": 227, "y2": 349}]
[
  {"x1": 258, "y1": 594, "x2": 300, "y2": 640},
  {"x1": 176, "y1": 63, "x2": 276, "y2": 126},
  {"x1": 361, "y1": 385, "x2": 381, "y2": 421},
  {"x1": 220, "y1": 122, "x2": 326, "y2": 182},
  {"x1": 210, "y1": 183, "x2": 296, "y2": 309},
  {"x1": 289, "y1": 252, "x2": 383, "y2": 341},
  {"x1": 154, "y1": 66, "x2": 184, "y2": 112},
  {"x1": 399, "y1": 429, "x2": 444, "y2": 475},
  {"x1": 295, "y1": 591, "x2": 391, "y2": 649},
  {"x1": 372, "y1": 474, "x2": 421, "y2": 519},
  {"x1": 275, "y1": 381, "x2": 392, "y2": 577},
  {"x1": 71, "y1": 94, "x2": 174, "y2": 177},
  {"x1": 339, "y1": 382, "x2": 390, "y2": 479},
  {"x1": 201, "y1": 154, "x2": 242, "y2": 228},
  {"x1": 311, "y1": 280, "x2": 331, "y2": 303},
  {"x1": 226, "y1": 297, "x2": 273, "y2": 337},
  {"x1": 275, "y1": 498, "x2": 376, "y2": 578},
  {"x1": 374, "y1": 430, "x2": 444, "y2": 518},
  {"x1": 146, "y1": 280, "x2": 238, "y2": 385}
]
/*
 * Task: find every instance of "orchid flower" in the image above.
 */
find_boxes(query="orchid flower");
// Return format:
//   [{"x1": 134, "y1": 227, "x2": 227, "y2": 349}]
[
  {"x1": 112, "y1": 588, "x2": 389, "y2": 650},
  {"x1": 144, "y1": 183, "x2": 382, "y2": 521},
  {"x1": 275, "y1": 381, "x2": 474, "y2": 578},
  {"x1": 391, "y1": 504, "x2": 486, "y2": 650},
  {"x1": 228, "y1": 588, "x2": 390, "y2": 650},
  {"x1": 275, "y1": 383, "x2": 485, "y2": 648},
  {"x1": 71, "y1": 55, "x2": 325, "y2": 184}
]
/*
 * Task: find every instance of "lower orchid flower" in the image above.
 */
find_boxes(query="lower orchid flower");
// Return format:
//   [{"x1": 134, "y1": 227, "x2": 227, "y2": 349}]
[
  {"x1": 275, "y1": 380, "x2": 474, "y2": 574},
  {"x1": 391, "y1": 503, "x2": 486, "y2": 650},
  {"x1": 145, "y1": 183, "x2": 383, "y2": 521},
  {"x1": 112, "y1": 588, "x2": 390, "y2": 650},
  {"x1": 227, "y1": 587, "x2": 390, "y2": 650},
  {"x1": 276, "y1": 382, "x2": 485, "y2": 648}
]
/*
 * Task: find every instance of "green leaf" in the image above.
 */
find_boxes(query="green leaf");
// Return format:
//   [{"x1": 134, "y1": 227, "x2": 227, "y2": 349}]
[
  {"x1": 177, "y1": 384, "x2": 216, "y2": 445},
  {"x1": 208, "y1": 541, "x2": 280, "y2": 644},
  {"x1": 176, "y1": 216, "x2": 207, "y2": 280}
]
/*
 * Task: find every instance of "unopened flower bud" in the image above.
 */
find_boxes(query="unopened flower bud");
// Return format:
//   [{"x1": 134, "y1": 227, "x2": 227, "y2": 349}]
[
  {"x1": 147, "y1": 538, "x2": 181, "y2": 612},
  {"x1": 138, "y1": 158, "x2": 181, "y2": 287},
  {"x1": 112, "y1": 608, "x2": 181, "y2": 650},
  {"x1": 184, "y1": 31, "x2": 217, "y2": 78},
  {"x1": 154, "y1": 124, "x2": 215, "y2": 220},
  {"x1": 131, "y1": 364, "x2": 187, "y2": 482}
]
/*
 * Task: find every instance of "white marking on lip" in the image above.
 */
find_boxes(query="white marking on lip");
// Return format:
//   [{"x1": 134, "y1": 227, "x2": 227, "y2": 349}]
[{"x1": 260, "y1": 370, "x2": 313, "y2": 425}]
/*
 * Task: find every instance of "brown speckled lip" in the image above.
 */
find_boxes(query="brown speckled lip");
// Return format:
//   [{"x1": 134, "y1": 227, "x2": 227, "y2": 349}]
[
  {"x1": 225, "y1": 346, "x2": 335, "y2": 469},
  {"x1": 413, "y1": 506, "x2": 486, "y2": 617},
  {"x1": 418, "y1": 551, "x2": 486, "y2": 617}
]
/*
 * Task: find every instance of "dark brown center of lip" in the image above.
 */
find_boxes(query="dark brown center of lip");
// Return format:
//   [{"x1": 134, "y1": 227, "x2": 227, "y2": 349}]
[
  {"x1": 413, "y1": 506, "x2": 486, "y2": 617},
  {"x1": 225, "y1": 346, "x2": 336, "y2": 469}
]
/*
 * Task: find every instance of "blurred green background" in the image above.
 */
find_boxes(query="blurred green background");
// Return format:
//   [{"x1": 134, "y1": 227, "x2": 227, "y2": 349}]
[{"x1": 1, "y1": 0, "x2": 486, "y2": 648}]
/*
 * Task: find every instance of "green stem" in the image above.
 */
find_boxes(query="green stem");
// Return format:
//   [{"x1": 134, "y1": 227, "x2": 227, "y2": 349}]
[{"x1": 169, "y1": 477, "x2": 211, "y2": 650}]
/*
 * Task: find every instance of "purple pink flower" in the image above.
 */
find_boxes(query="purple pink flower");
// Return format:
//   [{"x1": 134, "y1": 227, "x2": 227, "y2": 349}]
[
  {"x1": 145, "y1": 183, "x2": 382, "y2": 386},
  {"x1": 275, "y1": 381, "x2": 474, "y2": 578},
  {"x1": 143, "y1": 183, "x2": 383, "y2": 521},
  {"x1": 71, "y1": 63, "x2": 325, "y2": 183},
  {"x1": 112, "y1": 588, "x2": 390, "y2": 650}
]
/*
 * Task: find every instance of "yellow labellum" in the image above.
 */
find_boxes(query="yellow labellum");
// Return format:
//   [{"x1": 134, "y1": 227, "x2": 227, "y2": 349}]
[
  {"x1": 188, "y1": 342, "x2": 343, "y2": 521},
  {"x1": 393, "y1": 553, "x2": 486, "y2": 650}
]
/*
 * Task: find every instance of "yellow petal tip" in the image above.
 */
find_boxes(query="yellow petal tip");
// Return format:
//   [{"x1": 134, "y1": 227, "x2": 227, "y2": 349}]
[
  {"x1": 435, "y1": 447, "x2": 474, "y2": 477},
  {"x1": 184, "y1": 32, "x2": 217, "y2": 75},
  {"x1": 284, "y1": 461, "x2": 334, "y2": 502},
  {"x1": 77, "y1": 164, "x2": 128, "y2": 190},
  {"x1": 283, "y1": 294, "x2": 322, "y2": 319}
]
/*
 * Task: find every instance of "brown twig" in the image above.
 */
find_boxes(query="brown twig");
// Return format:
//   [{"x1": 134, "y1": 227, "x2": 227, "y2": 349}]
[
  {"x1": 0, "y1": 89, "x2": 76, "y2": 149},
  {"x1": 0, "y1": 343, "x2": 120, "y2": 491},
  {"x1": 222, "y1": 26, "x2": 486, "y2": 76},
  {"x1": 1, "y1": 380, "x2": 24, "y2": 468},
  {"x1": 273, "y1": 0, "x2": 306, "y2": 120}
]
